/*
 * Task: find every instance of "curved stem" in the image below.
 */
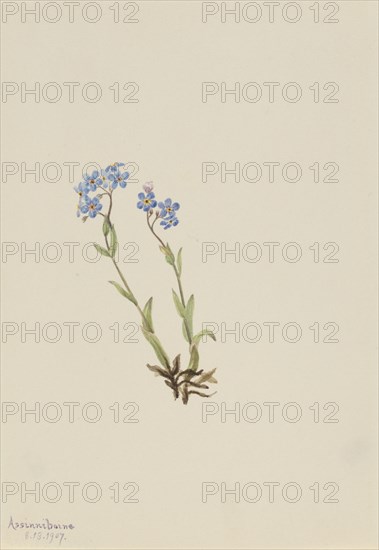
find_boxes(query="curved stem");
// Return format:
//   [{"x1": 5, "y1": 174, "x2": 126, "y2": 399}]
[
  {"x1": 146, "y1": 212, "x2": 192, "y2": 345},
  {"x1": 147, "y1": 212, "x2": 165, "y2": 248},
  {"x1": 102, "y1": 204, "x2": 171, "y2": 370}
]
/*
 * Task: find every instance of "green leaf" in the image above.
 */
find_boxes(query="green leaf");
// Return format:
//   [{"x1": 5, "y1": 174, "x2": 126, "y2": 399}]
[
  {"x1": 193, "y1": 329, "x2": 216, "y2": 346},
  {"x1": 102, "y1": 218, "x2": 111, "y2": 236},
  {"x1": 184, "y1": 294, "x2": 195, "y2": 337},
  {"x1": 141, "y1": 328, "x2": 170, "y2": 370},
  {"x1": 182, "y1": 320, "x2": 189, "y2": 343},
  {"x1": 188, "y1": 344, "x2": 200, "y2": 372},
  {"x1": 165, "y1": 253, "x2": 175, "y2": 266},
  {"x1": 93, "y1": 243, "x2": 111, "y2": 257},
  {"x1": 177, "y1": 248, "x2": 183, "y2": 277},
  {"x1": 142, "y1": 297, "x2": 154, "y2": 333},
  {"x1": 108, "y1": 281, "x2": 137, "y2": 305},
  {"x1": 160, "y1": 243, "x2": 175, "y2": 265},
  {"x1": 172, "y1": 289, "x2": 185, "y2": 317},
  {"x1": 109, "y1": 225, "x2": 118, "y2": 258},
  {"x1": 161, "y1": 243, "x2": 175, "y2": 265}
]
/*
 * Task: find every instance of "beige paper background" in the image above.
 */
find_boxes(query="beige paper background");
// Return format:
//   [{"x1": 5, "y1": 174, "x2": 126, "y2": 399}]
[{"x1": 1, "y1": 1, "x2": 378, "y2": 548}]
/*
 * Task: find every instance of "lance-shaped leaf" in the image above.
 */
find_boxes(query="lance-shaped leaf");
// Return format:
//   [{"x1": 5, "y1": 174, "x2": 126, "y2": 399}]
[
  {"x1": 141, "y1": 327, "x2": 171, "y2": 370},
  {"x1": 109, "y1": 225, "x2": 118, "y2": 258},
  {"x1": 178, "y1": 369, "x2": 203, "y2": 380},
  {"x1": 146, "y1": 364, "x2": 171, "y2": 380},
  {"x1": 177, "y1": 248, "x2": 183, "y2": 277},
  {"x1": 182, "y1": 321, "x2": 189, "y2": 343},
  {"x1": 109, "y1": 280, "x2": 137, "y2": 305},
  {"x1": 159, "y1": 244, "x2": 175, "y2": 266},
  {"x1": 93, "y1": 243, "x2": 111, "y2": 257},
  {"x1": 142, "y1": 297, "x2": 154, "y2": 333},
  {"x1": 188, "y1": 343, "x2": 200, "y2": 372},
  {"x1": 102, "y1": 218, "x2": 111, "y2": 236},
  {"x1": 181, "y1": 384, "x2": 189, "y2": 404},
  {"x1": 164, "y1": 379, "x2": 175, "y2": 390},
  {"x1": 188, "y1": 390, "x2": 217, "y2": 399},
  {"x1": 196, "y1": 368, "x2": 217, "y2": 385},
  {"x1": 193, "y1": 329, "x2": 216, "y2": 346},
  {"x1": 172, "y1": 354, "x2": 181, "y2": 376},
  {"x1": 172, "y1": 289, "x2": 185, "y2": 317},
  {"x1": 184, "y1": 294, "x2": 195, "y2": 337}
]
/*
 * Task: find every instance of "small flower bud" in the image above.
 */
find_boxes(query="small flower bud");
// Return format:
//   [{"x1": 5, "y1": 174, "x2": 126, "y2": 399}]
[{"x1": 143, "y1": 182, "x2": 154, "y2": 193}]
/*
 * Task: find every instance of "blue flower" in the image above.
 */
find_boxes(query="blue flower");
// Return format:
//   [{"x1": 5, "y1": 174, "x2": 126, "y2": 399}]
[
  {"x1": 137, "y1": 192, "x2": 157, "y2": 212},
  {"x1": 109, "y1": 170, "x2": 130, "y2": 190},
  {"x1": 84, "y1": 170, "x2": 102, "y2": 192},
  {"x1": 80, "y1": 196, "x2": 103, "y2": 218},
  {"x1": 160, "y1": 215, "x2": 179, "y2": 229},
  {"x1": 105, "y1": 162, "x2": 125, "y2": 173},
  {"x1": 158, "y1": 198, "x2": 180, "y2": 218},
  {"x1": 98, "y1": 169, "x2": 111, "y2": 189},
  {"x1": 74, "y1": 181, "x2": 90, "y2": 202}
]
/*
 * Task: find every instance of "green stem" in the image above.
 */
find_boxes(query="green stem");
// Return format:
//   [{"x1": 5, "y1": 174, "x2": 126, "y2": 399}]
[
  {"x1": 173, "y1": 263, "x2": 192, "y2": 345},
  {"x1": 147, "y1": 212, "x2": 193, "y2": 346},
  {"x1": 103, "y1": 206, "x2": 170, "y2": 371}
]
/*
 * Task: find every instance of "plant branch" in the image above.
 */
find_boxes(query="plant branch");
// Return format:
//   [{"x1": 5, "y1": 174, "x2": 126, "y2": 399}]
[
  {"x1": 146, "y1": 212, "x2": 192, "y2": 345},
  {"x1": 102, "y1": 204, "x2": 170, "y2": 371}
]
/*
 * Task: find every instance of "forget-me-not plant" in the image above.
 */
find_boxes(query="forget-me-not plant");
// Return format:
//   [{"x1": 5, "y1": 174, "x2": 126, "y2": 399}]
[{"x1": 74, "y1": 163, "x2": 217, "y2": 404}]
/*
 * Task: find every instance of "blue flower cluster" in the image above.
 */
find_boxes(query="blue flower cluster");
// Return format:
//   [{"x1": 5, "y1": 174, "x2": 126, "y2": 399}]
[
  {"x1": 137, "y1": 183, "x2": 180, "y2": 229},
  {"x1": 75, "y1": 162, "x2": 129, "y2": 219}
]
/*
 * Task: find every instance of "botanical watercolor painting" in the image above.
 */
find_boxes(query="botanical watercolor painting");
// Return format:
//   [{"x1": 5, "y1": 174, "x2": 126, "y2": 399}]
[{"x1": 74, "y1": 162, "x2": 217, "y2": 404}]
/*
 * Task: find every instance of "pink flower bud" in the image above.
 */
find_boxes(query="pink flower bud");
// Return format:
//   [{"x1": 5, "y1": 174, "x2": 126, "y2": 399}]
[{"x1": 143, "y1": 182, "x2": 154, "y2": 193}]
